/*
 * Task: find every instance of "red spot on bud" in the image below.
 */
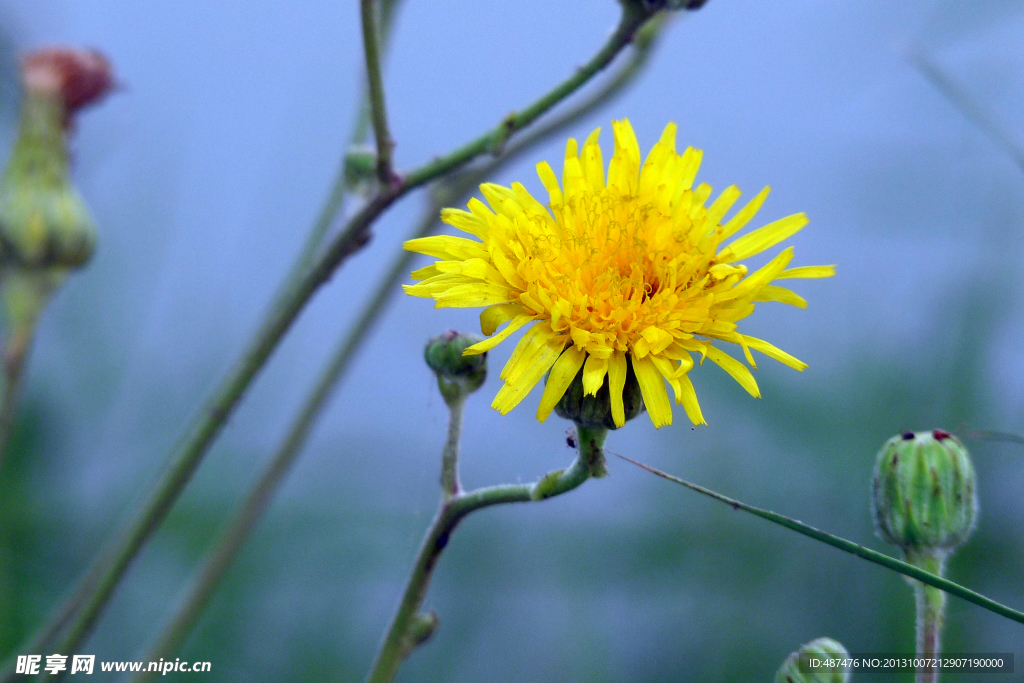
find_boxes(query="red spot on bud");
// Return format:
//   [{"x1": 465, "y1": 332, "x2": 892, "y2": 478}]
[
  {"x1": 933, "y1": 429, "x2": 951, "y2": 441},
  {"x1": 22, "y1": 47, "x2": 114, "y2": 128}
]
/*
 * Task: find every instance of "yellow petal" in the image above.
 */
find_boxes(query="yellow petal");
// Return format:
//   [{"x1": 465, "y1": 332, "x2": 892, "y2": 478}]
[
  {"x1": 410, "y1": 264, "x2": 439, "y2": 281},
  {"x1": 562, "y1": 138, "x2": 586, "y2": 194},
  {"x1": 480, "y1": 303, "x2": 528, "y2": 336},
  {"x1": 633, "y1": 355, "x2": 673, "y2": 428},
  {"x1": 777, "y1": 265, "x2": 836, "y2": 280},
  {"x1": 608, "y1": 119, "x2": 640, "y2": 194},
  {"x1": 720, "y1": 186, "x2": 769, "y2": 240},
  {"x1": 441, "y1": 208, "x2": 489, "y2": 239},
  {"x1": 676, "y1": 373, "x2": 705, "y2": 425},
  {"x1": 754, "y1": 284, "x2": 807, "y2": 308},
  {"x1": 464, "y1": 315, "x2": 533, "y2": 355},
  {"x1": 715, "y1": 247, "x2": 795, "y2": 303},
  {"x1": 434, "y1": 284, "x2": 512, "y2": 308},
  {"x1": 705, "y1": 346, "x2": 760, "y2": 398},
  {"x1": 404, "y1": 235, "x2": 487, "y2": 261},
  {"x1": 720, "y1": 212, "x2": 808, "y2": 263},
  {"x1": 536, "y1": 345, "x2": 587, "y2": 422},
  {"x1": 706, "y1": 185, "x2": 742, "y2": 227},
  {"x1": 536, "y1": 161, "x2": 563, "y2": 206},
  {"x1": 742, "y1": 335, "x2": 807, "y2": 371},
  {"x1": 581, "y1": 354, "x2": 608, "y2": 396},
  {"x1": 581, "y1": 128, "x2": 605, "y2": 192},
  {"x1": 678, "y1": 147, "x2": 703, "y2": 191},
  {"x1": 492, "y1": 334, "x2": 564, "y2": 414},
  {"x1": 608, "y1": 351, "x2": 628, "y2": 428}
]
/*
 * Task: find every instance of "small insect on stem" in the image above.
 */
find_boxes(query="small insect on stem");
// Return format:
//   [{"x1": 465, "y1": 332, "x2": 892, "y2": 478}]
[{"x1": 565, "y1": 427, "x2": 577, "y2": 450}]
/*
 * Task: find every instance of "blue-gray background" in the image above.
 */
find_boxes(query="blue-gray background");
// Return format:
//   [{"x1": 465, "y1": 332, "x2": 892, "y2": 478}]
[{"x1": 1, "y1": 1, "x2": 1023, "y2": 681}]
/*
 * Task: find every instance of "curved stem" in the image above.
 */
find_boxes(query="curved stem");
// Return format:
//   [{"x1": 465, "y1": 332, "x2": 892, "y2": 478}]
[
  {"x1": 613, "y1": 451, "x2": 1024, "y2": 627},
  {"x1": 361, "y1": 0, "x2": 396, "y2": 183},
  {"x1": 27, "y1": 7, "x2": 653, "y2": 672},
  {"x1": 364, "y1": 441, "x2": 596, "y2": 683}
]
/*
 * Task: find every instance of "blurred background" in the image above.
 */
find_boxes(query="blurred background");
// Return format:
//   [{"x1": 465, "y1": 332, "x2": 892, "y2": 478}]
[{"x1": 1, "y1": 1, "x2": 1023, "y2": 681}]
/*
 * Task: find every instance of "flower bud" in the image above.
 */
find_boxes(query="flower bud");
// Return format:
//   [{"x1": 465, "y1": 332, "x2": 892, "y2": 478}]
[
  {"x1": 871, "y1": 430, "x2": 977, "y2": 557},
  {"x1": 425, "y1": 330, "x2": 487, "y2": 405},
  {"x1": 774, "y1": 637, "x2": 851, "y2": 683},
  {"x1": 0, "y1": 48, "x2": 112, "y2": 273},
  {"x1": 553, "y1": 356, "x2": 644, "y2": 430}
]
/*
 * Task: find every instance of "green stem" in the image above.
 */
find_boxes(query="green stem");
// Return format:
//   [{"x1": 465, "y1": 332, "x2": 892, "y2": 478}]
[
  {"x1": 439, "y1": 398, "x2": 464, "y2": 500},
  {"x1": 0, "y1": 323, "x2": 35, "y2": 472},
  {"x1": 401, "y1": 4, "x2": 655, "y2": 188},
  {"x1": 24, "y1": 7, "x2": 653, "y2": 672},
  {"x1": 364, "y1": 441, "x2": 596, "y2": 683},
  {"x1": 907, "y1": 550, "x2": 946, "y2": 683},
  {"x1": 612, "y1": 452, "x2": 1024, "y2": 626},
  {"x1": 575, "y1": 425, "x2": 609, "y2": 478},
  {"x1": 909, "y1": 49, "x2": 1024, "y2": 176},
  {"x1": 361, "y1": 0, "x2": 395, "y2": 183}
]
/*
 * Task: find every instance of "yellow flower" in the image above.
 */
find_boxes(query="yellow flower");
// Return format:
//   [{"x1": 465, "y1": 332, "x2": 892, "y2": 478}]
[{"x1": 404, "y1": 120, "x2": 833, "y2": 428}]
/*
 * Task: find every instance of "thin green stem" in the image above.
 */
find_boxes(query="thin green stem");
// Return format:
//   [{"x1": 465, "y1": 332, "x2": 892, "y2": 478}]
[
  {"x1": 907, "y1": 550, "x2": 946, "y2": 683},
  {"x1": 361, "y1": 0, "x2": 395, "y2": 183},
  {"x1": 440, "y1": 398, "x2": 464, "y2": 500},
  {"x1": 25, "y1": 7, "x2": 654, "y2": 672},
  {"x1": 402, "y1": 4, "x2": 655, "y2": 189},
  {"x1": 909, "y1": 48, "x2": 1024, "y2": 176},
  {"x1": 365, "y1": 440, "x2": 596, "y2": 683},
  {"x1": 0, "y1": 323, "x2": 35, "y2": 472},
  {"x1": 612, "y1": 451, "x2": 1024, "y2": 626}
]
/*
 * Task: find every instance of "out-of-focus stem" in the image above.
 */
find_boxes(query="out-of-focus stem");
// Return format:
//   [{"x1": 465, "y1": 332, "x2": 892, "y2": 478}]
[
  {"x1": 910, "y1": 48, "x2": 1024, "y2": 176},
  {"x1": 0, "y1": 324, "x2": 35, "y2": 471},
  {"x1": 361, "y1": 0, "x2": 396, "y2": 183}
]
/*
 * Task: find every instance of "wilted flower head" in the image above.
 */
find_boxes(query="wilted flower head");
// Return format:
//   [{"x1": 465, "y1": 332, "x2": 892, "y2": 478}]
[{"x1": 404, "y1": 120, "x2": 833, "y2": 428}]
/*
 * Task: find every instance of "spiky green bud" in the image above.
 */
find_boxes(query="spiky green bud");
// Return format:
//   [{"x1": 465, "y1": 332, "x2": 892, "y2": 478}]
[
  {"x1": 425, "y1": 330, "x2": 487, "y2": 405},
  {"x1": 871, "y1": 430, "x2": 977, "y2": 557},
  {"x1": 774, "y1": 637, "x2": 850, "y2": 683},
  {"x1": 553, "y1": 357, "x2": 644, "y2": 431}
]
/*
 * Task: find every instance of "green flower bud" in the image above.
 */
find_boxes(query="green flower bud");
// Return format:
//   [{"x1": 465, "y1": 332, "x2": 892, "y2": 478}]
[
  {"x1": 0, "y1": 48, "x2": 111, "y2": 272},
  {"x1": 425, "y1": 330, "x2": 487, "y2": 405},
  {"x1": 774, "y1": 637, "x2": 851, "y2": 683},
  {"x1": 553, "y1": 356, "x2": 644, "y2": 431},
  {"x1": 871, "y1": 430, "x2": 977, "y2": 557}
]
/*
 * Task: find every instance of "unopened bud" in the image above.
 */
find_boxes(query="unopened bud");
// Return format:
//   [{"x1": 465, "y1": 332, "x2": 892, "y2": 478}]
[
  {"x1": 0, "y1": 48, "x2": 113, "y2": 273},
  {"x1": 774, "y1": 637, "x2": 850, "y2": 683},
  {"x1": 553, "y1": 357, "x2": 644, "y2": 430},
  {"x1": 425, "y1": 330, "x2": 487, "y2": 405},
  {"x1": 871, "y1": 430, "x2": 977, "y2": 559}
]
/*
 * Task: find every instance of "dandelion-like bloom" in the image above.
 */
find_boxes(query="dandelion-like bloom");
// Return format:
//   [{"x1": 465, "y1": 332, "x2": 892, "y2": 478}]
[{"x1": 404, "y1": 120, "x2": 833, "y2": 428}]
